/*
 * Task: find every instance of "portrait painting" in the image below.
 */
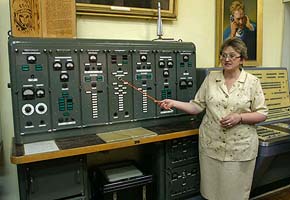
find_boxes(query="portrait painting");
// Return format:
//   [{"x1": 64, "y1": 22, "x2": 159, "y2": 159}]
[
  {"x1": 216, "y1": 0, "x2": 263, "y2": 66},
  {"x1": 76, "y1": 0, "x2": 177, "y2": 20}
]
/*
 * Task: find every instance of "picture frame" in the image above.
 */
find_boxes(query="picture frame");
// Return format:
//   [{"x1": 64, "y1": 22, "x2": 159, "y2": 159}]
[
  {"x1": 215, "y1": 0, "x2": 263, "y2": 66},
  {"x1": 76, "y1": 0, "x2": 177, "y2": 20}
]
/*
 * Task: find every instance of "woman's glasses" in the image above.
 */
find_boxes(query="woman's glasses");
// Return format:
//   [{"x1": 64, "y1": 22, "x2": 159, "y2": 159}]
[{"x1": 220, "y1": 53, "x2": 241, "y2": 60}]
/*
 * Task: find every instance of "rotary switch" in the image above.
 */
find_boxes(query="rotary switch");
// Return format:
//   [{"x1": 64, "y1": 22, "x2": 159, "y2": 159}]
[
  {"x1": 35, "y1": 103, "x2": 47, "y2": 114},
  {"x1": 22, "y1": 104, "x2": 34, "y2": 116}
]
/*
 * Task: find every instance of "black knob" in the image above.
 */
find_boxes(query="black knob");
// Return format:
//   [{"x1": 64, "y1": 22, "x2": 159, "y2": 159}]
[
  {"x1": 91, "y1": 82, "x2": 97, "y2": 87},
  {"x1": 85, "y1": 66, "x2": 90, "y2": 71},
  {"x1": 25, "y1": 106, "x2": 32, "y2": 113},
  {"x1": 26, "y1": 121, "x2": 33, "y2": 126},
  {"x1": 38, "y1": 105, "x2": 45, "y2": 112},
  {"x1": 62, "y1": 83, "x2": 68, "y2": 88}
]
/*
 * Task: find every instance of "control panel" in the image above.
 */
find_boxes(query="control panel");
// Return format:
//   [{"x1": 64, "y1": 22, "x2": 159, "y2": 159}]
[{"x1": 8, "y1": 37, "x2": 196, "y2": 143}]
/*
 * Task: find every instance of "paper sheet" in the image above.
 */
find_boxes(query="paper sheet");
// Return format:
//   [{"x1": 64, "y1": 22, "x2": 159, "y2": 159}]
[
  {"x1": 24, "y1": 140, "x2": 59, "y2": 155},
  {"x1": 97, "y1": 127, "x2": 157, "y2": 143}
]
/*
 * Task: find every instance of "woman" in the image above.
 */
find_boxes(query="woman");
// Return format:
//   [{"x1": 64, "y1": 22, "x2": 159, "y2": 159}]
[{"x1": 158, "y1": 37, "x2": 268, "y2": 200}]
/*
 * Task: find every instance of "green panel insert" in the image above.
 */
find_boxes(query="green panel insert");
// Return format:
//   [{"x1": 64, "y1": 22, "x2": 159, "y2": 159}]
[
  {"x1": 67, "y1": 97, "x2": 73, "y2": 111},
  {"x1": 35, "y1": 64, "x2": 43, "y2": 71},
  {"x1": 96, "y1": 75, "x2": 103, "y2": 81},
  {"x1": 167, "y1": 89, "x2": 172, "y2": 98},
  {"x1": 58, "y1": 97, "x2": 65, "y2": 111},
  {"x1": 147, "y1": 73, "x2": 152, "y2": 80},
  {"x1": 84, "y1": 76, "x2": 91, "y2": 82},
  {"x1": 136, "y1": 74, "x2": 142, "y2": 80},
  {"x1": 21, "y1": 65, "x2": 29, "y2": 71},
  {"x1": 63, "y1": 112, "x2": 70, "y2": 116},
  {"x1": 62, "y1": 91, "x2": 69, "y2": 97}
]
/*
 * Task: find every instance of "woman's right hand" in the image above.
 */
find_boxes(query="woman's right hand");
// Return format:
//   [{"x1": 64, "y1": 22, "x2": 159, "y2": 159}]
[{"x1": 158, "y1": 99, "x2": 175, "y2": 110}]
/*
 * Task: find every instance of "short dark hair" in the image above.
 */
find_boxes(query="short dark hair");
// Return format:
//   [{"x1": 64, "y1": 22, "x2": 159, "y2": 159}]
[{"x1": 219, "y1": 37, "x2": 248, "y2": 60}]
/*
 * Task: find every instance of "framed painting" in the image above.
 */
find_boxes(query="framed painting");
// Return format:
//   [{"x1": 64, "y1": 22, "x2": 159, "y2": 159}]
[
  {"x1": 215, "y1": 0, "x2": 263, "y2": 66},
  {"x1": 76, "y1": 0, "x2": 177, "y2": 20}
]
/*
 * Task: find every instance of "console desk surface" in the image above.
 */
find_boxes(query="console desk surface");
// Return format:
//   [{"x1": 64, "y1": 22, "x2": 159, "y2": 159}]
[{"x1": 11, "y1": 122, "x2": 199, "y2": 165}]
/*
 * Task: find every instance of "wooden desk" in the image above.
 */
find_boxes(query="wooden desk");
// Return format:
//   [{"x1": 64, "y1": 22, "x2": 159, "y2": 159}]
[
  {"x1": 11, "y1": 123, "x2": 199, "y2": 165},
  {"x1": 11, "y1": 122, "x2": 200, "y2": 200}
]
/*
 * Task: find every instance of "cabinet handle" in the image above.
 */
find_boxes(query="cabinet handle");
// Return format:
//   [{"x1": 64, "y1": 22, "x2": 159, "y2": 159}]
[
  {"x1": 29, "y1": 177, "x2": 35, "y2": 194},
  {"x1": 75, "y1": 169, "x2": 81, "y2": 183}
]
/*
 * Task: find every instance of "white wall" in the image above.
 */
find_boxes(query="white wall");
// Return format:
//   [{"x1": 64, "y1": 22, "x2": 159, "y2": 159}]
[
  {"x1": 0, "y1": 0, "x2": 285, "y2": 199},
  {"x1": 77, "y1": 1, "x2": 216, "y2": 67},
  {"x1": 282, "y1": 2, "x2": 290, "y2": 88}
]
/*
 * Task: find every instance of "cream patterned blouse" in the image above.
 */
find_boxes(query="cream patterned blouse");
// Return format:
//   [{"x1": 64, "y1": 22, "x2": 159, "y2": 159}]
[{"x1": 191, "y1": 69, "x2": 268, "y2": 161}]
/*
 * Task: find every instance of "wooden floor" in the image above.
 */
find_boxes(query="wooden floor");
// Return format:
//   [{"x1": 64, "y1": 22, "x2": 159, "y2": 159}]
[{"x1": 252, "y1": 185, "x2": 290, "y2": 200}]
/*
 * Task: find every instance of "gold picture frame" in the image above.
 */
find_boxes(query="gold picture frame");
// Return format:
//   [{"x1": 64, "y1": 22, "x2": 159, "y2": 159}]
[
  {"x1": 76, "y1": 0, "x2": 177, "y2": 20},
  {"x1": 215, "y1": 0, "x2": 263, "y2": 66}
]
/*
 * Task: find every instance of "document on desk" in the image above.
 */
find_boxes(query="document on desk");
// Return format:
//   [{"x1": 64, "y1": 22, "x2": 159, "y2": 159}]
[
  {"x1": 97, "y1": 127, "x2": 157, "y2": 143},
  {"x1": 24, "y1": 140, "x2": 59, "y2": 155}
]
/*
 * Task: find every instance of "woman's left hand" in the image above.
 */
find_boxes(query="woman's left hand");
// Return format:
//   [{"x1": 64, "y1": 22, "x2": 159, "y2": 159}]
[{"x1": 220, "y1": 113, "x2": 242, "y2": 128}]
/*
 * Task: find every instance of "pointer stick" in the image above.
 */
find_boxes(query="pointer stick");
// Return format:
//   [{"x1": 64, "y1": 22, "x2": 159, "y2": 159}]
[
  {"x1": 117, "y1": 77, "x2": 173, "y2": 111},
  {"x1": 118, "y1": 77, "x2": 159, "y2": 103}
]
